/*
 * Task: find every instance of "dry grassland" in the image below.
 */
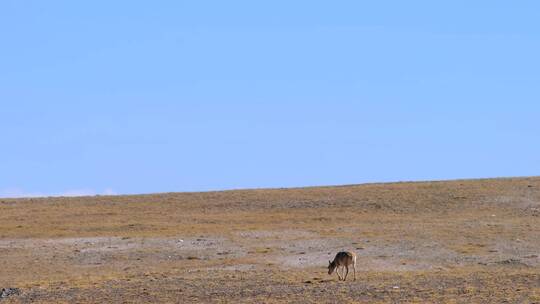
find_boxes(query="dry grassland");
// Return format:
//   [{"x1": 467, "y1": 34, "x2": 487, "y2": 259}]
[{"x1": 1, "y1": 177, "x2": 539, "y2": 303}]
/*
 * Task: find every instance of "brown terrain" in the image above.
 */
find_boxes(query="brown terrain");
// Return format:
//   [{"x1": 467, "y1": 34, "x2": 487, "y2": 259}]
[{"x1": 1, "y1": 177, "x2": 539, "y2": 303}]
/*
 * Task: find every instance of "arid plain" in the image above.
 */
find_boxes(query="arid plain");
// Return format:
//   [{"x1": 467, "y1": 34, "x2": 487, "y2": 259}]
[{"x1": 1, "y1": 177, "x2": 539, "y2": 303}]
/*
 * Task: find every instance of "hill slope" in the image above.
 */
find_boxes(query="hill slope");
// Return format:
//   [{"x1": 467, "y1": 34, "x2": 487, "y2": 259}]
[{"x1": 1, "y1": 177, "x2": 539, "y2": 303}]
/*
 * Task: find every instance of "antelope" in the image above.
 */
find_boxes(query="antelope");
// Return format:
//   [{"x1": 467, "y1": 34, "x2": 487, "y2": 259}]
[{"x1": 328, "y1": 251, "x2": 356, "y2": 281}]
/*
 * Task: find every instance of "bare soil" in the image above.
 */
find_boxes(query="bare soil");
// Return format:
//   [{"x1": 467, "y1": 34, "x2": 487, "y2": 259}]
[{"x1": 1, "y1": 177, "x2": 539, "y2": 303}]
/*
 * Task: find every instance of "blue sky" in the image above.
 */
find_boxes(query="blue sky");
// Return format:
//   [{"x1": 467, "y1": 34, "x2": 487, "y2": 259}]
[{"x1": 1, "y1": 1, "x2": 539, "y2": 197}]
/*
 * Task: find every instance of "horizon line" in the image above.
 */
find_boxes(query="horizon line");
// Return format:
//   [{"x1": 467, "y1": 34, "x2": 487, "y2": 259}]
[{"x1": 1, "y1": 175, "x2": 537, "y2": 200}]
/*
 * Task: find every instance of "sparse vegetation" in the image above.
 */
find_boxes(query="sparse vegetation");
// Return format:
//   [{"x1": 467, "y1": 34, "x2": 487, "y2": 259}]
[{"x1": 1, "y1": 177, "x2": 539, "y2": 302}]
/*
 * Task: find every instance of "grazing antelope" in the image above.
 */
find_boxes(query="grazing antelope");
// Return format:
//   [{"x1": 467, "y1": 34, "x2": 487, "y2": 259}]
[{"x1": 328, "y1": 251, "x2": 356, "y2": 281}]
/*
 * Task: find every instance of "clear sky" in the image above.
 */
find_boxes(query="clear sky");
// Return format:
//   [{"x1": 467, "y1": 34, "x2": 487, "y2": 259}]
[{"x1": 1, "y1": 1, "x2": 539, "y2": 197}]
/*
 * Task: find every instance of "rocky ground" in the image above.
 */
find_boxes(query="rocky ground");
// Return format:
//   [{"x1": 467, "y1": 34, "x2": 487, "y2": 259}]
[{"x1": 1, "y1": 177, "x2": 539, "y2": 303}]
